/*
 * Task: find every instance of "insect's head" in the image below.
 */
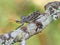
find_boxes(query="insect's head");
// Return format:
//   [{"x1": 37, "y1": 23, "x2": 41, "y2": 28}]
[{"x1": 16, "y1": 16, "x2": 26, "y2": 24}]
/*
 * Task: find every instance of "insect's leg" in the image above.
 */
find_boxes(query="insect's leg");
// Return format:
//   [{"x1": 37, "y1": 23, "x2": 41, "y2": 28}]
[
  {"x1": 5, "y1": 40, "x2": 9, "y2": 45},
  {"x1": 32, "y1": 20, "x2": 43, "y2": 32},
  {"x1": 20, "y1": 38, "x2": 26, "y2": 45},
  {"x1": 16, "y1": 23, "x2": 24, "y2": 30}
]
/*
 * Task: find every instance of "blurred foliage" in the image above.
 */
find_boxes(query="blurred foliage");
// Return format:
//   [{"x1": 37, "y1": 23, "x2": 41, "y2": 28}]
[
  {"x1": 15, "y1": 1, "x2": 43, "y2": 16},
  {"x1": 0, "y1": 0, "x2": 19, "y2": 33},
  {"x1": 43, "y1": 19, "x2": 60, "y2": 45}
]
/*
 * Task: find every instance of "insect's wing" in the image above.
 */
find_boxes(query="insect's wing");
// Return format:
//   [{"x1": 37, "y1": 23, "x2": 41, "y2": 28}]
[
  {"x1": 31, "y1": 10, "x2": 41, "y2": 21},
  {"x1": 26, "y1": 10, "x2": 40, "y2": 21}
]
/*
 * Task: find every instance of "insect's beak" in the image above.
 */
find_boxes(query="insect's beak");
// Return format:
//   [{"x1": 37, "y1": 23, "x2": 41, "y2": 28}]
[{"x1": 16, "y1": 20, "x2": 21, "y2": 23}]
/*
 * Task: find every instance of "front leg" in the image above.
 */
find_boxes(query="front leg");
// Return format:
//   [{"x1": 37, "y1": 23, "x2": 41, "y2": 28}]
[
  {"x1": 20, "y1": 32, "x2": 29, "y2": 45},
  {"x1": 20, "y1": 39, "x2": 26, "y2": 45}
]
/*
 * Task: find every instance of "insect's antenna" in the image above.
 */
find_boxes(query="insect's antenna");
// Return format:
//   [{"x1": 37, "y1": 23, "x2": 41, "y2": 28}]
[
  {"x1": 16, "y1": 24, "x2": 24, "y2": 30},
  {"x1": 15, "y1": 20, "x2": 24, "y2": 29},
  {"x1": 16, "y1": 20, "x2": 21, "y2": 23}
]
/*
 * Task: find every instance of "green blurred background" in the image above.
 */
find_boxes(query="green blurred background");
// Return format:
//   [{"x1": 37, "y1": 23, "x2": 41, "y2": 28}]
[{"x1": 0, "y1": 0, "x2": 60, "y2": 45}]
